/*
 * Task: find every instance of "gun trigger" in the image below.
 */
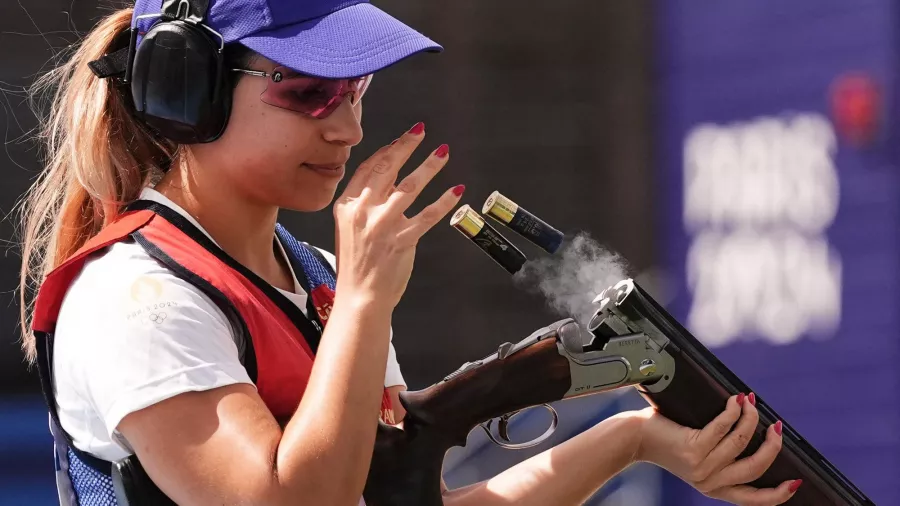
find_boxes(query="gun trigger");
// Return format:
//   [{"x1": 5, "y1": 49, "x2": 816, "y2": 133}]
[
  {"x1": 497, "y1": 342, "x2": 514, "y2": 359},
  {"x1": 498, "y1": 414, "x2": 512, "y2": 442}
]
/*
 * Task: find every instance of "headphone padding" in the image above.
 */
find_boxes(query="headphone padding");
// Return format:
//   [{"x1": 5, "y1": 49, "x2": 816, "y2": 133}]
[{"x1": 130, "y1": 21, "x2": 231, "y2": 144}]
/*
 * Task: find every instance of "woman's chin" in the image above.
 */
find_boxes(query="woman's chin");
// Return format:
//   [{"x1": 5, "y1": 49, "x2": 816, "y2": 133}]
[{"x1": 281, "y1": 190, "x2": 338, "y2": 212}]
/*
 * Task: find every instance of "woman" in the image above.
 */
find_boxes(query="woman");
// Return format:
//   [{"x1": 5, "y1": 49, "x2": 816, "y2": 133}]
[{"x1": 19, "y1": 1, "x2": 800, "y2": 505}]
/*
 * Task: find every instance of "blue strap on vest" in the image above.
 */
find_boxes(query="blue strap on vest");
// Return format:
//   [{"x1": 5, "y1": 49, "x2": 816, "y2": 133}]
[
  {"x1": 275, "y1": 224, "x2": 337, "y2": 291},
  {"x1": 48, "y1": 224, "x2": 335, "y2": 505},
  {"x1": 67, "y1": 447, "x2": 118, "y2": 505}
]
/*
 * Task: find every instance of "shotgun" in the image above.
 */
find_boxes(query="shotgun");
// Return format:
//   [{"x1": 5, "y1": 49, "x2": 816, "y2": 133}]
[{"x1": 361, "y1": 278, "x2": 874, "y2": 506}]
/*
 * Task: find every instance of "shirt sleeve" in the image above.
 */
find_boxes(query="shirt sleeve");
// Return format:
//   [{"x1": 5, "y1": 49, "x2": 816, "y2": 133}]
[
  {"x1": 315, "y1": 247, "x2": 406, "y2": 388},
  {"x1": 53, "y1": 244, "x2": 253, "y2": 440}
]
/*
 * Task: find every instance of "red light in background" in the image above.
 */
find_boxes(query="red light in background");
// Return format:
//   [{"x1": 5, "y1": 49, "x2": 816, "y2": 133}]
[{"x1": 829, "y1": 72, "x2": 881, "y2": 148}]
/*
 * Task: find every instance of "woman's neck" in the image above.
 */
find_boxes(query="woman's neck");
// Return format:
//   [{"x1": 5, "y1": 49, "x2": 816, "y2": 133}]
[{"x1": 153, "y1": 159, "x2": 292, "y2": 291}]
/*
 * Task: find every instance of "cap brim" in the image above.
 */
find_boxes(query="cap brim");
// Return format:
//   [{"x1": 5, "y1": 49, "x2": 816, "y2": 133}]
[{"x1": 238, "y1": 3, "x2": 442, "y2": 79}]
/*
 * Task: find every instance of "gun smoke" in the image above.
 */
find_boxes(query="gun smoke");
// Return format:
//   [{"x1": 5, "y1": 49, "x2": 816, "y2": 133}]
[{"x1": 513, "y1": 233, "x2": 630, "y2": 325}]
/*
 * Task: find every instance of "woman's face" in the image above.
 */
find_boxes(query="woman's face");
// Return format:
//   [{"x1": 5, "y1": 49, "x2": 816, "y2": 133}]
[{"x1": 191, "y1": 56, "x2": 364, "y2": 212}]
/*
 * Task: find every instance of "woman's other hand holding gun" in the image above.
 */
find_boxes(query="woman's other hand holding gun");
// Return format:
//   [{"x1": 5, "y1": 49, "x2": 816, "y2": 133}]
[{"x1": 443, "y1": 394, "x2": 799, "y2": 506}]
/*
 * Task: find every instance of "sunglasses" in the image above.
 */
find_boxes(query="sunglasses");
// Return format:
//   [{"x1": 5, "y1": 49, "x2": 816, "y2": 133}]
[{"x1": 231, "y1": 66, "x2": 373, "y2": 119}]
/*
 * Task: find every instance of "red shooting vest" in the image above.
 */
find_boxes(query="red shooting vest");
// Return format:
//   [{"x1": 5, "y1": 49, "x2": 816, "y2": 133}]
[{"x1": 32, "y1": 203, "x2": 396, "y2": 427}]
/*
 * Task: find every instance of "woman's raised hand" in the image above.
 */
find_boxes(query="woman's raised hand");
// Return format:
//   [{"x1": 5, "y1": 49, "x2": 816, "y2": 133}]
[
  {"x1": 635, "y1": 393, "x2": 802, "y2": 505},
  {"x1": 333, "y1": 122, "x2": 464, "y2": 308}
]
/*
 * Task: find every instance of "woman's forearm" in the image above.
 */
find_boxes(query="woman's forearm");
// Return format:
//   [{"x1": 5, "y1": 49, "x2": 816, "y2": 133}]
[
  {"x1": 276, "y1": 291, "x2": 393, "y2": 503},
  {"x1": 443, "y1": 411, "x2": 644, "y2": 506}
]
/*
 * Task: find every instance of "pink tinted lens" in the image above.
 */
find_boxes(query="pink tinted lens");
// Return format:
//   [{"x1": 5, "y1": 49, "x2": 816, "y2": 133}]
[{"x1": 260, "y1": 67, "x2": 371, "y2": 118}]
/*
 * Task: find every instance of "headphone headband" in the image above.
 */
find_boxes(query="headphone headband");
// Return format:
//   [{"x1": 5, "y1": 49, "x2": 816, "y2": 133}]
[
  {"x1": 161, "y1": 0, "x2": 211, "y2": 24},
  {"x1": 88, "y1": 0, "x2": 214, "y2": 81}
]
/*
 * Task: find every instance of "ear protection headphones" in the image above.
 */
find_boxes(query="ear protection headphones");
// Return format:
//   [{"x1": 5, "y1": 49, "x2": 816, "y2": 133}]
[{"x1": 92, "y1": 0, "x2": 230, "y2": 144}]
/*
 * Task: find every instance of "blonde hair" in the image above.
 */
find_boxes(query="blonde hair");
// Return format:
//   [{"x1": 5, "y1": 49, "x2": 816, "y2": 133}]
[{"x1": 17, "y1": 8, "x2": 176, "y2": 362}]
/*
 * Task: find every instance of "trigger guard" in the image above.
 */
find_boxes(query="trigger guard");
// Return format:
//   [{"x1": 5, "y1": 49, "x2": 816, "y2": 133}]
[{"x1": 480, "y1": 404, "x2": 559, "y2": 450}]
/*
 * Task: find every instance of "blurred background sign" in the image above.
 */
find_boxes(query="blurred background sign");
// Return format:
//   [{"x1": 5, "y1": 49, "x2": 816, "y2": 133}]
[{"x1": 655, "y1": 0, "x2": 899, "y2": 503}]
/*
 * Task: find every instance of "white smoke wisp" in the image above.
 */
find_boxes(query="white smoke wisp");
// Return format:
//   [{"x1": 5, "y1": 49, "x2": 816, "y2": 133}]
[{"x1": 513, "y1": 233, "x2": 630, "y2": 326}]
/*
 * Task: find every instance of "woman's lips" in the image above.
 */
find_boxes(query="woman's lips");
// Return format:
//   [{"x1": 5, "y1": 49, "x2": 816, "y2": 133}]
[{"x1": 304, "y1": 163, "x2": 346, "y2": 177}]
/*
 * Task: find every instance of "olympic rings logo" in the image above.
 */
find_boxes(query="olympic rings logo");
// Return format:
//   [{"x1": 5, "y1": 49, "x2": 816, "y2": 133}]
[{"x1": 148, "y1": 312, "x2": 168, "y2": 324}]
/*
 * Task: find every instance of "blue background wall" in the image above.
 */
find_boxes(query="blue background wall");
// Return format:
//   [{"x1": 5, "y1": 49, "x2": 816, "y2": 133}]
[
  {"x1": 655, "y1": 1, "x2": 899, "y2": 503},
  {"x1": 1, "y1": 398, "x2": 58, "y2": 505}
]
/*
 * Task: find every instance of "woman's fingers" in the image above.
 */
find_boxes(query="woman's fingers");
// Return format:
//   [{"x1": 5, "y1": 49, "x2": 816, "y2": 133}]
[
  {"x1": 386, "y1": 144, "x2": 451, "y2": 214},
  {"x1": 706, "y1": 479, "x2": 800, "y2": 506},
  {"x1": 341, "y1": 122, "x2": 426, "y2": 200},
  {"x1": 341, "y1": 144, "x2": 392, "y2": 199},
  {"x1": 697, "y1": 394, "x2": 759, "y2": 477},
  {"x1": 694, "y1": 394, "x2": 744, "y2": 457},
  {"x1": 398, "y1": 184, "x2": 466, "y2": 244},
  {"x1": 698, "y1": 421, "x2": 784, "y2": 493},
  {"x1": 367, "y1": 123, "x2": 427, "y2": 200}
]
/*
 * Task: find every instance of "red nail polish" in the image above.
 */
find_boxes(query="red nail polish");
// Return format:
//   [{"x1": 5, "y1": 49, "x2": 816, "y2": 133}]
[
  {"x1": 749, "y1": 392, "x2": 756, "y2": 406},
  {"x1": 408, "y1": 122, "x2": 425, "y2": 135},
  {"x1": 435, "y1": 144, "x2": 450, "y2": 158},
  {"x1": 390, "y1": 139, "x2": 398, "y2": 146},
  {"x1": 452, "y1": 184, "x2": 466, "y2": 196},
  {"x1": 736, "y1": 393, "x2": 745, "y2": 406},
  {"x1": 774, "y1": 421, "x2": 783, "y2": 436},
  {"x1": 789, "y1": 479, "x2": 803, "y2": 493}
]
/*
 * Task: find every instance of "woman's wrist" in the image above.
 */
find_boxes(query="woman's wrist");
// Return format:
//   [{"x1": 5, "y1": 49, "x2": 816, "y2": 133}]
[
  {"x1": 327, "y1": 287, "x2": 395, "y2": 346},
  {"x1": 333, "y1": 284, "x2": 393, "y2": 314},
  {"x1": 623, "y1": 406, "x2": 664, "y2": 464},
  {"x1": 606, "y1": 408, "x2": 653, "y2": 465}
]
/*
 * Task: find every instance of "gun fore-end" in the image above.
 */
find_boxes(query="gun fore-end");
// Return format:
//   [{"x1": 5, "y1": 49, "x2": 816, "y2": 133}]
[{"x1": 590, "y1": 279, "x2": 873, "y2": 506}]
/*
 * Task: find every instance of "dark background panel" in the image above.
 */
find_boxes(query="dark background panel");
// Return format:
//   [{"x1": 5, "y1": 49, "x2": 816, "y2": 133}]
[{"x1": 0, "y1": 0, "x2": 112, "y2": 392}]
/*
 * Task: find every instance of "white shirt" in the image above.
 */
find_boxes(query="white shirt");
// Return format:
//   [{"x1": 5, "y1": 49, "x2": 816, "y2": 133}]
[{"x1": 53, "y1": 188, "x2": 405, "y2": 462}]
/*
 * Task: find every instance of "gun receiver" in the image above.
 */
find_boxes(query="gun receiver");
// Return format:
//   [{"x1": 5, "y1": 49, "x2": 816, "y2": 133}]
[{"x1": 362, "y1": 279, "x2": 875, "y2": 506}]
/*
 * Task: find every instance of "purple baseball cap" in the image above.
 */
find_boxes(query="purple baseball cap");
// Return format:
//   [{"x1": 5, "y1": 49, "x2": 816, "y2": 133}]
[{"x1": 132, "y1": 0, "x2": 442, "y2": 79}]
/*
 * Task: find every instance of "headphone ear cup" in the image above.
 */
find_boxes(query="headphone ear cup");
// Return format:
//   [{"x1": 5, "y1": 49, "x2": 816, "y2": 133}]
[{"x1": 130, "y1": 21, "x2": 229, "y2": 144}]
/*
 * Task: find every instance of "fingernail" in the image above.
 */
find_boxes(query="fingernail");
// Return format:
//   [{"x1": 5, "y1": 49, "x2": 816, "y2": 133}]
[
  {"x1": 789, "y1": 479, "x2": 803, "y2": 493},
  {"x1": 452, "y1": 184, "x2": 466, "y2": 196},
  {"x1": 736, "y1": 393, "x2": 745, "y2": 406},
  {"x1": 774, "y1": 421, "x2": 783, "y2": 436},
  {"x1": 408, "y1": 122, "x2": 425, "y2": 135},
  {"x1": 435, "y1": 144, "x2": 450, "y2": 158},
  {"x1": 390, "y1": 139, "x2": 398, "y2": 146},
  {"x1": 749, "y1": 392, "x2": 756, "y2": 406}
]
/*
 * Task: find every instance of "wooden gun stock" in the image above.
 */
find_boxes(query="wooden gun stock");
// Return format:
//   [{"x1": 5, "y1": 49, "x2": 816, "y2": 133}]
[{"x1": 364, "y1": 326, "x2": 574, "y2": 506}]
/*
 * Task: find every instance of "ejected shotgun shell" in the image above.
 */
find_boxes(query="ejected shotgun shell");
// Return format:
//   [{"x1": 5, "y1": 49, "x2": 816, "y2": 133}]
[
  {"x1": 450, "y1": 205, "x2": 528, "y2": 274},
  {"x1": 482, "y1": 191, "x2": 564, "y2": 254}
]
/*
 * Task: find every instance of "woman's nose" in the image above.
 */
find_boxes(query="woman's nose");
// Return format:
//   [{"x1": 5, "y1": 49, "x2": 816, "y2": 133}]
[{"x1": 321, "y1": 98, "x2": 363, "y2": 147}]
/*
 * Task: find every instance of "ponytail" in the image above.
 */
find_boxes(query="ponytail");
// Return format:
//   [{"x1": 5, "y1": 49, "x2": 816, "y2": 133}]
[{"x1": 18, "y1": 8, "x2": 176, "y2": 362}]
